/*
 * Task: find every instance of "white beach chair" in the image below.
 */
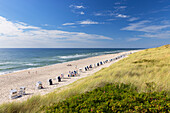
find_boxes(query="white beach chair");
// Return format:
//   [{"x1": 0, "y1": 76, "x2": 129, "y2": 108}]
[
  {"x1": 18, "y1": 87, "x2": 26, "y2": 96},
  {"x1": 36, "y1": 81, "x2": 43, "y2": 89},
  {"x1": 61, "y1": 73, "x2": 64, "y2": 78},
  {"x1": 9, "y1": 89, "x2": 18, "y2": 99},
  {"x1": 79, "y1": 68, "x2": 82, "y2": 73}
]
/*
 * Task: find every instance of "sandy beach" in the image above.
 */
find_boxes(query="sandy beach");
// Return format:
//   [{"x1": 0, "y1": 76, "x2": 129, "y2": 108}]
[{"x1": 0, "y1": 50, "x2": 139, "y2": 105}]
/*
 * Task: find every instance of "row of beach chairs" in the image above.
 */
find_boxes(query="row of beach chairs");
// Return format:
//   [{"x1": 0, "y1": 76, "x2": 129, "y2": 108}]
[
  {"x1": 9, "y1": 71, "x2": 78, "y2": 99},
  {"x1": 83, "y1": 53, "x2": 131, "y2": 72},
  {"x1": 9, "y1": 52, "x2": 133, "y2": 99},
  {"x1": 10, "y1": 87, "x2": 26, "y2": 99}
]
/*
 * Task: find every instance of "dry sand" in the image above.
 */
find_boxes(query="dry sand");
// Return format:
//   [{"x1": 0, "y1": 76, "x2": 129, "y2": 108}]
[{"x1": 0, "y1": 50, "x2": 139, "y2": 104}]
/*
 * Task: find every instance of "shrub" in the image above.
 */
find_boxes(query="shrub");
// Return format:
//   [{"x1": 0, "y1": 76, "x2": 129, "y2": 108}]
[{"x1": 42, "y1": 83, "x2": 170, "y2": 113}]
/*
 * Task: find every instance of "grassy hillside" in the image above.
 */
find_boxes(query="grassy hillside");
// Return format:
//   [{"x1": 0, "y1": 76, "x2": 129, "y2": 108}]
[{"x1": 0, "y1": 45, "x2": 169, "y2": 113}]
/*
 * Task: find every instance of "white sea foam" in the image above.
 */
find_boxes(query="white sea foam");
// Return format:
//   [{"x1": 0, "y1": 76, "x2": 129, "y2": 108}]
[
  {"x1": 59, "y1": 54, "x2": 90, "y2": 59},
  {"x1": 0, "y1": 62, "x2": 13, "y2": 65},
  {"x1": 59, "y1": 51, "x2": 117, "y2": 59},
  {"x1": 0, "y1": 72, "x2": 8, "y2": 75},
  {"x1": 0, "y1": 62, "x2": 25, "y2": 65},
  {"x1": 25, "y1": 63, "x2": 39, "y2": 66}
]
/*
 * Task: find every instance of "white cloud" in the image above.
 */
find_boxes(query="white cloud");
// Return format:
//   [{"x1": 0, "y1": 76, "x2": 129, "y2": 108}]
[
  {"x1": 116, "y1": 14, "x2": 129, "y2": 18},
  {"x1": 76, "y1": 5, "x2": 84, "y2": 9},
  {"x1": 122, "y1": 20, "x2": 150, "y2": 31},
  {"x1": 80, "y1": 12, "x2": 85, "y2": 15},
  {"x1": 78, "y1": 20, "x2": 99, "y2": 25},
  {"x1": 140, "y1": 31, "x2": 170, "y2": 39},
  {"x1": 119, "y1": 6, "x2": 127, "y2": 9},
  {"x1": 62, "y1": 23, "x2": 75, "y2": 26},
  {"x1": 161, "y1": 20, "x2": 170, "y2": 24},
  {"x1": 93, "y1": 11, "x2": 114, "y2": 16},
  {"x1": 115, "y1": 2, "x2": 121, "y2": 5},
  {"x1": 121, "y1": 20, "x2": 170, "y2": 32},
  {"x1": 150, "y1": 5, "x2": 170, "y2": 13},
  {"x1": 114, "y1": 6, "x2": 127, "y2": 10},
  {"x1": 94, "y1": 13, "x2": 103, "y2": 16},
  {"x1": 94, "y1": 10, "x2": 129, "y2": 18},
  {"x1": 62, "y1": 20, "x2": 102, "y2": 26},
  {"x1": 106, "y1": 19, "x2": 116, "y2": 21},
  {"x1": 42, "y1": 24, "x2": 50, "y2": 26},
  {"x1": 0, "y1": 16, "x2": 39, "y2": 37},
  {"x1": 93, "y1": 5, "x2": 128, "y2": 17},
  {"x1": 127, "y1": 38, "x2": 141, "y2": 41},
  {"x1": 69, "y1": 5, "x2": 85, "y2": 9},
  {"x1": 0, "y1": 16, "x2": 112, "y2": 48},
  {"x1": 122, "y1": 19, "x2": 170, "y2": 39},
  {"x1": 128, "y1": 17, "x2": 139, "y2": 22},
  {"x1": 69, "y1": 5, "x2": 85, "y2": 15},
  {"x1": 139, "y1": 25, "x2": 170, "y2": 32}
]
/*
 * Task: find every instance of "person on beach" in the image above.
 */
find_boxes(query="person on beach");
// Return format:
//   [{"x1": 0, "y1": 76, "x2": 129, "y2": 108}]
[{"x1": 75, "y1": 65, "x2": 77, "y2": 69}]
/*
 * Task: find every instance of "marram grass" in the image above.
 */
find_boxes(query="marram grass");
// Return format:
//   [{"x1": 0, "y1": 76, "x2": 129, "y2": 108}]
[{"x1": 0, "y1": 45, "x2": 169, "y2": 113}]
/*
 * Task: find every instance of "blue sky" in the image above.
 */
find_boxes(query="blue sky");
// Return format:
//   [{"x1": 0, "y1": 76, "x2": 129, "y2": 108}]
[{"x1": 0, "y1": 0, "x2": 170, "y2": 48}]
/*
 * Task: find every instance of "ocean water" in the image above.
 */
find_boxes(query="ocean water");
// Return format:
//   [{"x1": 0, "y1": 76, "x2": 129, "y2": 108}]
[{"x1": 0, "y1": 48, "x2": 140, "y2": 75}]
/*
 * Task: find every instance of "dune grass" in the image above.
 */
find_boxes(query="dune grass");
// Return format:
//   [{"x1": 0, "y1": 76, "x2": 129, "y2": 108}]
[
  {"x1": 0, "y1": 45, "x2": 169, "y2": 113},
  {"x1": 43, "y1": 83, "x2": 169, "y2": 112}
]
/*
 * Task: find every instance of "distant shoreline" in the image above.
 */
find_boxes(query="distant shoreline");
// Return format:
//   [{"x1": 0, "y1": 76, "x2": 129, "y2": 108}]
[{"x1": 0, "y1": 48, "x2": 143, "y2": 76}]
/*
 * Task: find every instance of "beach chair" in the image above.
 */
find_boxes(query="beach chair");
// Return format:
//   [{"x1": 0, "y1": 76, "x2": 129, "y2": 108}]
[
  {"x1": 79, "y1": 68, "x2": 82, "y2": 73},
  {"x1": 74, "y1": 71, "x2": 77, "y2": 76},
  {"x1": 85, "y1": 67, "x2": 87, "y2": 71},
  {"x1": 9, "y1": 89, "x2": 18, "y2": 99},
  {"x1": 36, "y1": 81, "x2": 43, "y2": 89},
  {"x1": 90, "y1": 65, "x2": 92, "y2": 68},
  {"x1": 58, "y1": 76, "x2": 61, "y2": 82},
  {"x1": 87, "y1": 66, "x2": 89, "y2": 70},
  {"x1": 100, "y1": 62, "x2": 103, "y2": 65},
  {"x1": 18, "y1": 87, "x2": 26, "y2": 96},
  {"x1": 48, "y1": 79, "x2": 53, "y2": 85},
  {"x1": 61, "y1": 73, "x2": 64, "y2": 78},
  {"x1": 93, "y1": 64, "x2": 96, "y2": 68}
]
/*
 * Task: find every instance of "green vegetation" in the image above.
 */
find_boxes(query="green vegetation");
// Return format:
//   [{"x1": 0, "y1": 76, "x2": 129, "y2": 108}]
[
  {"x1": 43, "y1": 83, "x2": 170, "y2": 112},
  {"x1": 0, "y1": 45, "x2": 170, "y2": 113}
]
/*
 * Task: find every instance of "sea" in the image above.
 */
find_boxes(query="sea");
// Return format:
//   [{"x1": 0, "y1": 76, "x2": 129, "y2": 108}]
[{"x1": 0, "y1": 48, "x2": 141, "y2": 75}]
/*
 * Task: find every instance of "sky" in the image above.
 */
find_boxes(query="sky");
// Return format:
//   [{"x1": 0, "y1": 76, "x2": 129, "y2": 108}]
[{"x1": 0, "y1": 0, "x2": 170, "y2": 48}]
